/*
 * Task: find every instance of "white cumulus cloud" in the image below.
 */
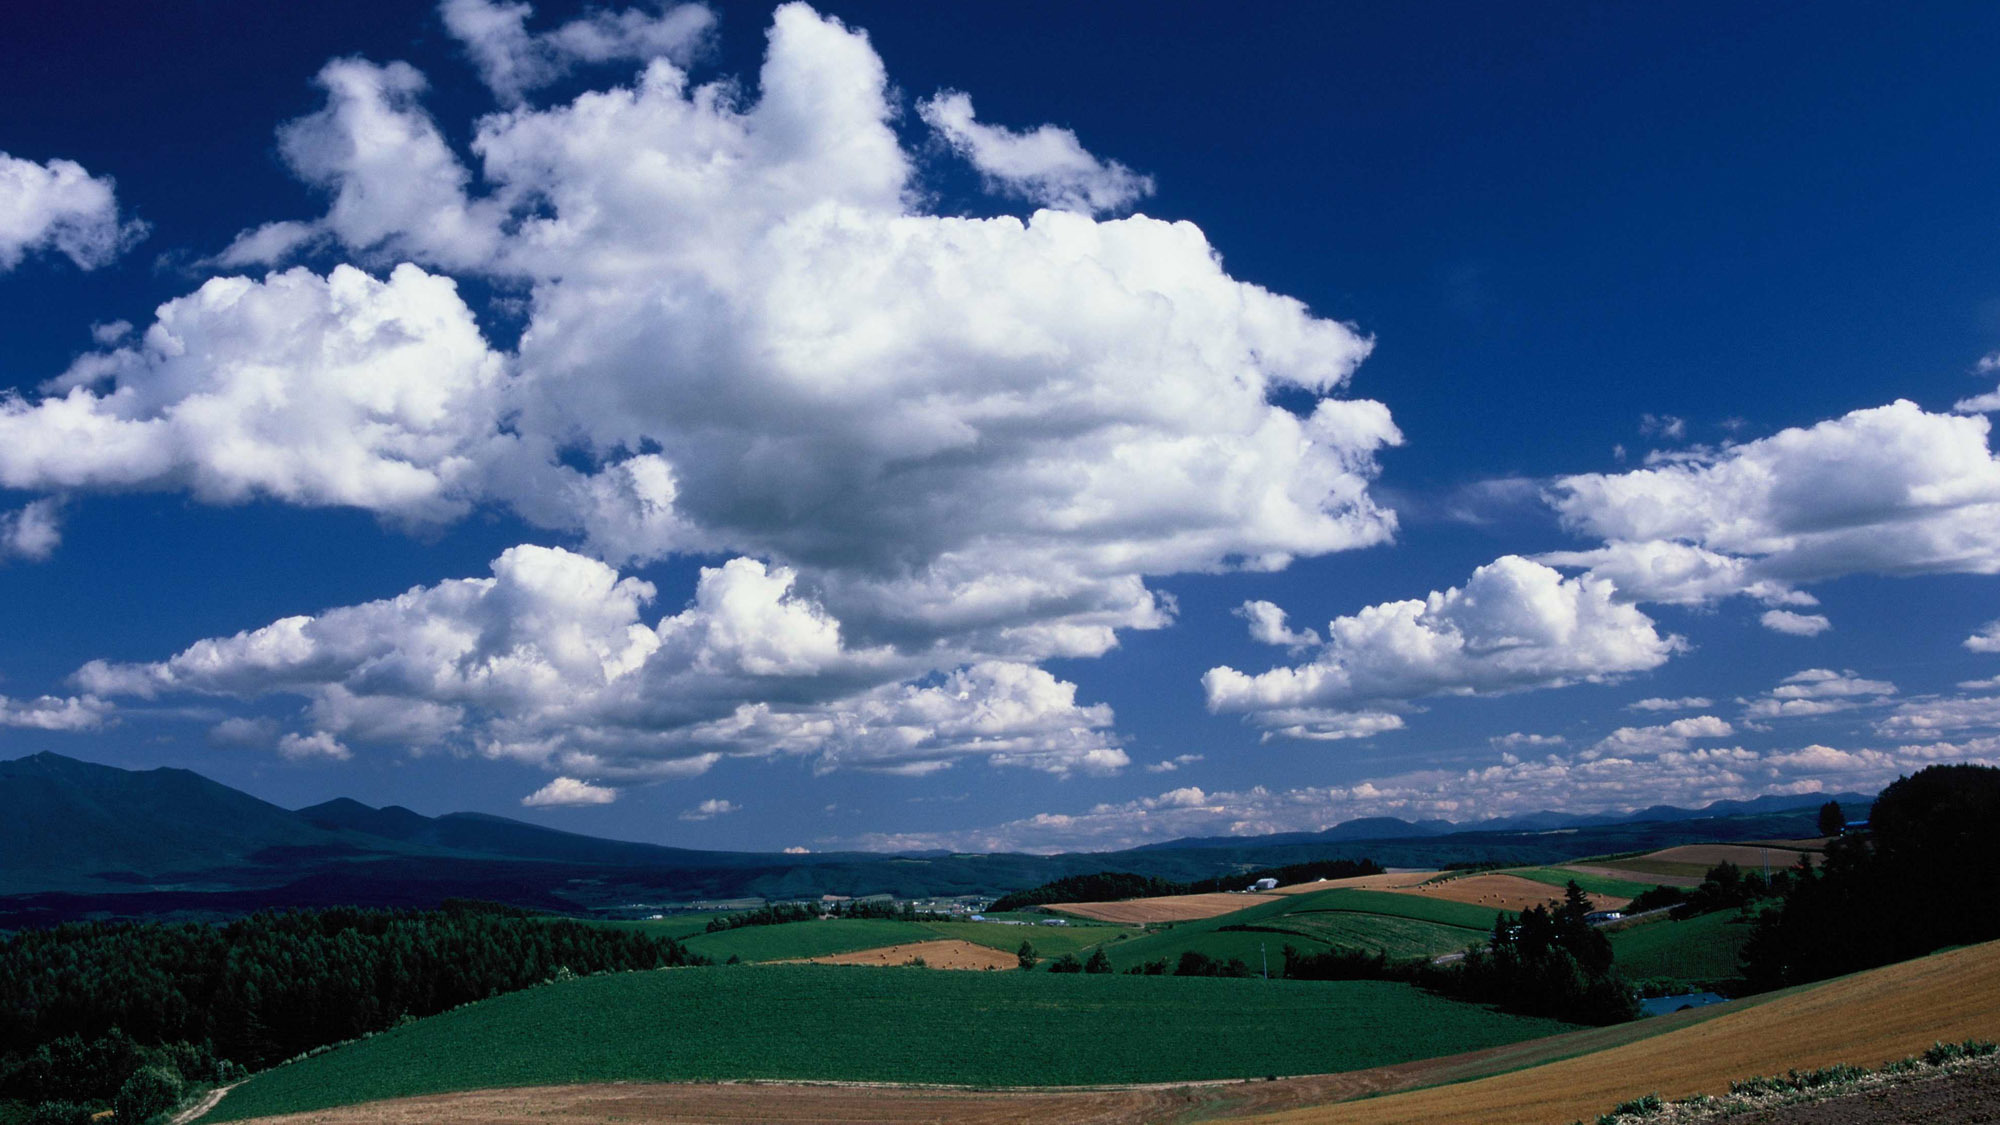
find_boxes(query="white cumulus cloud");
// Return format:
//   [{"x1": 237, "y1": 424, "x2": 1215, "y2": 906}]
[
  {"x1": 523, "y1": 776, "x2": 619, "y2": 807},
  {"x1": 27, "y1": 3, "x2": 1409, "y2": 791},
  {"x1": 918, "y1": 90, "x2": 1153, "y2": 215},
  {"x1": 1743, "y1": 668, "x2": 1897, "y2": 721},
  {"x1": 679, "y1": 797, "x2": 738, "y2": 820},
  {"x1": 0, "y1": 152, "x2": 146, "y2": 271},
  {"x1": 1966, "y1": 620, "x2": 2000, "y2": 653},
  {"x1": 0, "y1": 500, "x2": 62, "y2": 561},
  {"x1": 0, "y1": 694, "x2": 110, "y2": 731},
  {"x1": 0, "y1": 264, "x2": 509, "y2": 523},
  {"x1": 1627, "y1": 696, "x2": 1713, "y2": 712},
  {"x1": 1203, "y1": 556, "x2": 1681, "y2": 740},
  {"x1": 1547, "y1": 401, "x2": 2000, "y2": 606},
  {"x1": 441, "y1": 0, "x2": 713, "y2": 105},
  {"x1": 1761, "y1": 609, "x2": 1832, "y2": 636}
]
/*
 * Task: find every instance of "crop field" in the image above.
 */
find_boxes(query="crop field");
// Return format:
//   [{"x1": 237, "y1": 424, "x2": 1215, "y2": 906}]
[
  {"x1": 204, "y1": 964, "x2": 1576, "y2": 1121},
  {"x1": 1271, "y1": 871, "x2": 1442, "y2": 894},
  {"x1": 1249, "y1": 911, "x2": 1487, "y2": 959},
  {"x1": 1392, "y1": 873, "x2": 1624, "y2": 913},
  {"x1": 1511, "y1": 866, "x2": 1659, "y2": 901},
  {"x1": 680, "y1": 918, "x2": 938, "y2": 961},
  {"x1": 805, "y1": 938, "x2": 1018, "y2": 969},
  {"x1": 204, "y1": 988, "x2": 1761, "y2": 1125},
  {"x1": 1048, "y1": 891, "x2": 1281, "y2": 923},
  {"x1": 669, "y1": 917, "x2": 1111, "y2": 962},
  {"x1": 1099, "y1": 888, "x2": 1503, "y2": 970},
  {"x1": 1609, "y1": 910, "x2": 1753, "y2": 986},
  {"x1": 1245, "y1": 937, "x2": 2000, "y2": 1125},
  {"x1": 1582, "y1": 843, "x2": 1819, "y2": 882}
]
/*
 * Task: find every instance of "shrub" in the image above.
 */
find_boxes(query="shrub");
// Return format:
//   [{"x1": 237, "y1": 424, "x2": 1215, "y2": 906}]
[{"x1": 113, "y1": 1065, "x2": 185, "y2": 1124}]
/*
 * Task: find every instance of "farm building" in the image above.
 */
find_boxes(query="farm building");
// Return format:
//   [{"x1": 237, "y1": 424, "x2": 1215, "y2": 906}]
[{"x1": 1251, "y1": 877, "x2": 1280, "y2": 891}]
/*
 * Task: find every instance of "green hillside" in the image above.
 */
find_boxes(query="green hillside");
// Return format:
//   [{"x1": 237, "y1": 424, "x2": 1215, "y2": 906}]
[
  {"x1": 1513, "y1": 867, "x2": 1662, "y2": 899},
  {"x1": 609, "y1": 917, "x2": 1117, "y2": 962},
  {"x1": 1099, "y1": 888, "x2": 1503, "y2": 970},
  {"x1": 1610, "y1": 910, "x2": 1754, "y2": 988},
  {"x1": 207, "y1": 965, "x2": 1576, "y2": 1120}
]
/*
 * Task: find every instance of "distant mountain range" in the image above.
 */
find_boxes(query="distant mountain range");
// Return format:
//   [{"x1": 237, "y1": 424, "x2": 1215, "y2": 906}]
[{"x1": 0, "y1": 751, "x2": 1871, "y2": 926}]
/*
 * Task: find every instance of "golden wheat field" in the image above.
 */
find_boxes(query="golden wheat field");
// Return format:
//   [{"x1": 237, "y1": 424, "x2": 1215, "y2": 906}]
[{"x1": 1245, "y1": 938, "x2": 2000, "y2": 1125}]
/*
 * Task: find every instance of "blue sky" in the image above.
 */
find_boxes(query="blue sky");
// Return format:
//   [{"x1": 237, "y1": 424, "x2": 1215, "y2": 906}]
[{"x1": 4, "y1": 1, "x2": 2000, "y2": 853}]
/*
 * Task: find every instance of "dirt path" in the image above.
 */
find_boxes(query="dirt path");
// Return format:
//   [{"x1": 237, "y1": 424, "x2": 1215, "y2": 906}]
[{"x1": 172, "y1": 1081, "x2": 240, "y2": 1124}]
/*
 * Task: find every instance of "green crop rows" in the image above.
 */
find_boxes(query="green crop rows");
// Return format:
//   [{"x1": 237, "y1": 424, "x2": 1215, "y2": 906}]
[
  {"x1": 623, "y1": 917, "x2": 1116, "y2": 962},
  {"x1": 1100, "y1": 887, "x2": 1504, "y2": 970},
  {"x1": 208, "y1": 964, "x2": 1576, "y2": 1120},
  {"x1": 1609, "y1": 911, "x2": 1752, "y2": 986},
  {"x1": 1513, "y1": 867, "x2": 1663, "y2": 899}
]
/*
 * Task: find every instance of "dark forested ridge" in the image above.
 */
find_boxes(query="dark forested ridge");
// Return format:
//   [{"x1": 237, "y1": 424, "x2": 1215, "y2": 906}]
[
  {"x1": 0, "y1": 752, "x2": 1860, "y2": 925},
  {"x1": 0, "y1": 902, "x2": 703, "y2": 1119},
  {"x1": 1744, "y1": 764, "x2": 2000, "y2": 988}
]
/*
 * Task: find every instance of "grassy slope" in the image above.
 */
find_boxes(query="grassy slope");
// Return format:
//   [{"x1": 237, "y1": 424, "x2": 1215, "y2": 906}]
[
  {"x1": 1101, "y1": 888, "x2": 1502, "y2": 970},
  {"x1": 206, "y1": 965, "x2": 1575, "y2": 1120},
  {"x1": 1245, "y1": 938, "x2": 2000, "y2": 1125},
  {"x1": 667, "y1": 918, "x2": 1115, "y2": 962},
  {"x1": 1512, "y1": 866, "x2": 1661, "y2": 899},
  {"x1": 1609, "y1": 910, "x2": 1753, "y2": 985}
]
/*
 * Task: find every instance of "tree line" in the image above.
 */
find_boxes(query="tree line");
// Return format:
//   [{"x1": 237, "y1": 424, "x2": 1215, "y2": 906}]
[
  {"x1": 0, "y1": 900, "x2": 704, "y2": 1121},
  {"x1": 1744, "y1": 764, "x2": 2000, "y2": 988},
  {"x1": 702, "y1": 898, "x2": 953, "y2": 933},
  {"x1": 1282, "y1": 881, "x2": 1640, "y2": 1024},
  {"x1": 988, "y1": 858, "x2": 1385, "y2": 912}
]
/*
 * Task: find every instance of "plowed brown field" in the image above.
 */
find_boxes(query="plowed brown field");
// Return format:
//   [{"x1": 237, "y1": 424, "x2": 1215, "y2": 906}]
[
  {"x1": 1396, "y1": 873, "x2": 1624, "y2": 913},
  {"x1": 1048, "y1": 892, "x2": 1279, "y2": 923},
  {"x1": 1270, "y1": 871, "x2": 1441, "y2": 894},
  {"x1": 1245, "y1": 938, "x2": 2000, "y2": 1125},
  {"x1": 1586, "y1": 844, "x2": 1819, "y2": 882},
  {"x1": 801, "y1": 939, "x2": 1017, "y2": 970}
]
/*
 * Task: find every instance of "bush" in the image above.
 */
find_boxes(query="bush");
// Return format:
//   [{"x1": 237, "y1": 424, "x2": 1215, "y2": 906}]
[
  {"x1": 1083, "y1": 949, "x2": 1113, "y2": 974},
  {"x1": 112, "y1": 1065, "x2": 184, "y2": 1124},
  {"x1": 1047, "y1": 953, "x2": 1083, "y2": 973},
  {"x1": 1598, "y1": 1092, "x2": 1662, "y2": 1122},
  {"x1": 24, "y1": 1102, "x2": 97, "y2": 1125}
]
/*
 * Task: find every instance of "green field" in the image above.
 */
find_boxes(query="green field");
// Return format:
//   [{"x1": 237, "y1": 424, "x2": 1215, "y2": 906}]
[
  {"x1": 654, "y1": 918, "x2": 1115, "y2": 962},
  {"x1": 1251, "y1": 911, "x2": 1489, "y2": 959},
  {"x1": 682, "y1": 918, "x2": 941, "y2": 961},
  {"x1": 207, "y1": 965, "x2": 1577, "y2": 1119},
  {"x1": 1609, "y1": 910, "x2": 1752, "y2": 986},
  {"x1": 1512, "y1": 867, "x2": 1662, "y2": 900},
  {"x1": 1100, "y1": 888, "x2": 1504, "y2": 970}
]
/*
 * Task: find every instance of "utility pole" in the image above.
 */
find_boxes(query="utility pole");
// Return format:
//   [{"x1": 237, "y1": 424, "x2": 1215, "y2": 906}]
[{"x1": 1262, "y1": 942, "x2": 1268, "y2": 981}]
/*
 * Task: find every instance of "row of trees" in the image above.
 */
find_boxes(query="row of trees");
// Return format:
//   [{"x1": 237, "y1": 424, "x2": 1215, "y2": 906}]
[
  {"x1": 1744, "y1": 764, "x2": 2000, "y2": 988},
  {"x1": 0, "y1": 901, "x2": 706, "y2": 1116},
  {"x1": 701, "y1": 897, "x2": 945, "y2": 933},
  {"x1": 1283, "y1": 882, "x2": 1639, "y2": 1024}
]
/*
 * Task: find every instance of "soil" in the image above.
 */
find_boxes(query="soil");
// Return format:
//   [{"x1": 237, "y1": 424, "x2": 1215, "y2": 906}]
[
  {"x1": 1047, "y1": 893, "x2": 1280, "y2": 923},
  {"x1": 1709, "y1": 1064, "x2": 2000, "y2": 1124},
  {"x1": 1270, "y1": 872, "x2": 1441, "y2": 894},
  {"x1": 1396, "y1": 873, "x2": 1627, "y2": 913},
  {"x1": 802, "y1": 939, "x2": 1018, "y2": 970}
]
